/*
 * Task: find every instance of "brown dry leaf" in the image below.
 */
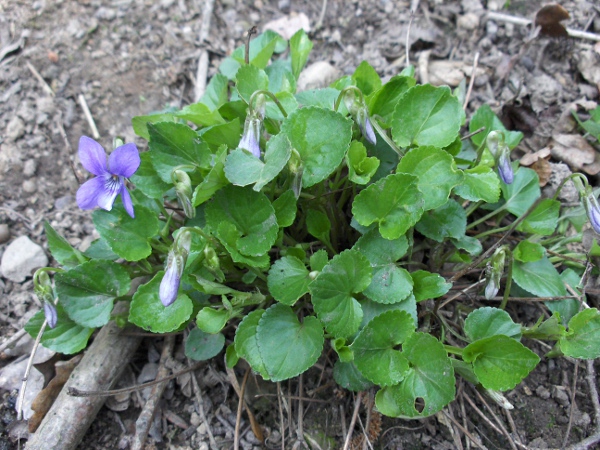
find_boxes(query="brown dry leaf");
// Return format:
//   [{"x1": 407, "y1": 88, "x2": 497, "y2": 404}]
[
  {"x1": 520, "y1": 147, "x2": 551, "y2": 167},
  {"x1": 28, "y1": 355, "x2": 82, "y2": 433},
  {"x1": 550, "y1": 134, "x2": 596, "y2": 171},
  {"x1": 535, "y1": 4, "x2": 570, "y2": 38},
  {"x1": 428, "y1": 60, "x2": 487, "y2": 87},
  {"x1": 531, "y1": 159, "x2": 553, "y2": 186}
]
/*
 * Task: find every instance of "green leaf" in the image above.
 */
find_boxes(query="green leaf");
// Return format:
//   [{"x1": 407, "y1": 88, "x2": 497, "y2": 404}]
[
  {"x1": 415, "y1": 199, "x2": 466, "y2": 243},
  {"x1": 132, "y1": 110, "x2": 177, "y2": 140},
  {"x1": 220, "y1": 31, "x2": 286, "y2": 78},
  {"x1": 174, "y1": 102, "x2": 225, "y2": 128},
  {"x1": 265, "y1": 60, "x2": 296, "y2": 95},
  {"x1": 272, "y1": 190, "x2": 297, "y2": 227},
  {"x1": 353, "y1": 229, "x2": 409, "y2": 265},
  {"x1": 206, "y1": 185, "x2": 278, "y2": 256},
  {"x1": 130, "y1": 152, "x2": 171, "y2": 200},
  {"x1": 559, "y1": 308, "x2": 600, "y2": 359},
  {"x1": 547, "y1": 269, "x2": 582, "y2": 326},
  {"x1": 225, "y1": 133, "x2": 292, "y2": 191},
  {"x1": 512, "y1": 256, "x2": 567, "y2": 297},
  {"x1": 295, "y1": 88, "x2": 346, "y2": 111},
  {"x1": 376, "y1": 333, "x2": 455, "y2": 418},
  {"x1": 333, "y1": 361, "x2": 375, "y2": 391},
  {"x1": 196, "y1": 307, "x2": 230, "y2": 334},
  {"x1": 309, "y1": 249, "x2": 372, "y2": 338},
  {"x1": 352, "y1": 173, "x2": 424, "y2": 240},
  {"x1": 352, "y1": 310, "x2": 414, "y2": 386},
  {"x1": 469, "y1": 104, "x2": 523, "y2": 149},
  {"x1": 235, "y1": 309, "x2": 269, "y2": 379},
  {"x1": 361, "y1": 297, "x2": 418, "y2": 329},
  {"x1": 397, "y1": 146, "x2": 463, "y2": 210},
  {"x1": 516, "y1": 198, "x2": 560, "y2": 236},
  {"x1": 44, "y1": 221, "x2": 86, "y2": 267},
  {"x1": 198, "y1": 118, "x2": 242, "y2": 151},
  {"x1": 268, "y1": 256, "x2": 311, "y2": 306},
  {"x1": 147, "y1": 122, "x2": 211, "y2": 183},
  {"x1": 92, "y1": 205, "x2": 160, "y2": 261},
  {"x1": 290, "y1": 29, "x2": 313, "y2": 79},
  {"x1": 215, "y1": 222, "x2": 270, "y2": 268},
  {"x1": 55, "y1": 260, "x2": 130, "y2": 328},
  {"x1": 83, "y1": 238, "x2": 118, "y2": 260},
  {"x1": 450, "y1": 234, "x2": 482, "y2": 255},
  {"x1": 368, "y1": 75, "x2": 415, "y2": 123},
  {"x1": 310, "y1": 249, "x2": 329, "y2": 272},
  {"x1": 502, "y1": 167, "x2": 540, "y2": 217},
  {"x1": 513, "y1": 240, "x2": 545, "y2": 263},
  {"x1": 129, "y1": 272, "x2": 193, "y2": 333},
  {"x1": 346, "y1": 141, "x2": 380, "y2": 185},
  {"x1": 306, "y1": 209, "x2": 331, "y2": 244},
  {"x1": 411, "y1": 270, "x2": 452, "y2": 302},
  {"x1": 453, "y1": 165, "x2": 501, "y2": 203},
  {"x1": 464, "y1": 307, "x2": 521, "y2": 342},
  {"x1": 193, "y1": 145, "x2": 229, "y2": 206},
  {"x1": 352, "y1": 61, "x2": 382, "y2": 96},
  {"x1": 391, "y1": 85, "x2": 462, "y2": 149},
  {"x1": 236, "y1": 64, "x2": 269, "y2": 103},
  {"x1": 281, "y1": 107, "x2": 353, "y2": 188},
  {"x1": 25, "y1": 305, "x2": 94, "y2": 354},
  {"x1": 200, "y1": 73, "x2": 229, "y2": 110},
  {"x1": 265, "y1": 91, "x2": 298, "y2": 121},
  {"x1": 256, "y1": 304, "x2": 324, "y2": 381},
  {"x1": 185, "y1": 328, "x2": 225, "y2": 361},
  {"x1": 463, "y1": 335, "x2": 540, "y2": 391}
]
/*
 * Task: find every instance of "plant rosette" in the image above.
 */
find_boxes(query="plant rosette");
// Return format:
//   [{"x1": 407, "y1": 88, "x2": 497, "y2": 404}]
[{"x1": 28, "y1": 30, "x2": 600, "y2": 421}]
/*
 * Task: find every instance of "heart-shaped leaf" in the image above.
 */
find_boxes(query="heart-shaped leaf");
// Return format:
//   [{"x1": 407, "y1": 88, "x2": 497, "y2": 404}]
[{"x1": 268, "y1": 256, "x2": 311, "y2": 306}]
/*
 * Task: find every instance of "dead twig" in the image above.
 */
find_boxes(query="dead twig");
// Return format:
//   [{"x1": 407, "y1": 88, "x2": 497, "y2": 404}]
[
  {"x1": 486, "y1": 11, "x2": 600, "y2": 42},
  {"x1": 131, "y1": 334, "x2": 176, "y2": 450},
  {"x1": 567, "y1": 360, "x2": 600, "y2": 450},
  {"x1": 26, "y1": 61, "x2": 54, "y2": 96},
  {"x1": 234, "y1": 367, "x2": 251, "y2": 450},
  {"x1": 463, "y1": 52, "x2": 480, "y2": 110},
  {"x1": 0, "y1": 328, "x2": 27, "y2": 354},
  {"x1": 77, "y1": 94, "x2": 100, "y2": 139},
  {"x1": 189, "y1": 362, "x2": 218, "y2": 450},
  {"x1": 563, "y1": 362, "x2": 580, "y2": 448},
  {"x1": 342, "y1": 391, "x2": 363, "y2": 450},
  {"x1": 193, "y1": 0, "x2": 216, "y2": 102},
  {"x1": 16, "y1": 320, "x2": 47, "y2": 420}
]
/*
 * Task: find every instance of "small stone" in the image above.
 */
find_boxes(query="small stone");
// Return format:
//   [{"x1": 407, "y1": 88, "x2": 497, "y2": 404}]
[
  {"x1": 95, "y1": 7, "x2": 116, "y2": 20},
  {"x1": 297, "y1": 61, "x2": 340, "y2": 91},
  {"x1": 0, "y1": 224, "x2": 10, "y2": 244},
  {"x1": 552, "y1": 386, "x2": 570, "y2": 407},
  {"x1": 535, "y1": 385, "x2": 551, "y2": 400},
  {"x1": 486, "y1": 20, "x2": 498, "y2": 38},
  {"x1": 575, "y1": 411, "x2": 591, "y2": 427},
  {"x1": 54, "y1": 195, "x2": 74, "y2": 210},
  {"x1": 528, "y1": 437, "x2": 548, "y2": 449},
  {"x1": 6, "y1": 116, "x2": 25, "y2": 142},
  {"x1": 36, "y1": 97, "x2": 55, "y2": 114},
  {"x1": 189, "y1": 412, "x2": 201, "y2": 427},
  {"x1": 457, "y1": 13, "x2": 479, "y2": 31},
  {"x1": 0, "y1": 235, "x2": 48, "y2": 282},
  {"x1": 22, "y1": 179, "x2": 36, "y2": 193},
  {"x1": 23, "y1": 159, "x2": 37, "y2": 177},
  {"x1": 278, "y1": 0, "x2": 290, "y2": 12}
]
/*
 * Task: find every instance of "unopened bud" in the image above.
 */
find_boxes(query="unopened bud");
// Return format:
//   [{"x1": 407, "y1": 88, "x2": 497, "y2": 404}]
[
  {"x1": 44, "y1": 301, "x2": 58, "y2": 329},
  {"x1": 239, "y1": 115, "x2": 262, "y2": 159},
  {"x1": 173, "y1": 170, "x2": 195, "y2": 218},
  {"x1": 159, "y1": 251, "x2": 184, "y2": 307}
]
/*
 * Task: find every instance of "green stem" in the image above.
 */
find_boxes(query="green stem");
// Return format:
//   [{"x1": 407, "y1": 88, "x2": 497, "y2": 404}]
[
  {"x1": 466, "y1": 205, "x2": 507, "y2": 230},
  {"x1": 473, "y1": 224, "x2": 511, "y2": 240},
  {"x1": 444, "y1": 345, "x2": 464, "y2": 357},
  {"x1": 371, "y1": 115, "x2": 405, "y2": 157},
  {"x1": 499, "y1": 252, "x2": 513, "y2": 310},
  {"x1": 249, "y1": 90, "x2": 288, "y2": 118}
]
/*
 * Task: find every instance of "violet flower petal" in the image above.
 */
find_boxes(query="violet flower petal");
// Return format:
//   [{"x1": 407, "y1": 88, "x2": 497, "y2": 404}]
[
  {"x1": 362, "y1": 116, "x2": 377, "y2": 146},
  {"x1": 108, "y1": 143, "x2": 141, "y2": 178},
  {"x1": 76, "y1": 176, "x2": 105, "y2": 210},
  {"x1": 586, "y1": 197, "x2": 600, "y2": 234},
  {"x1": 44, "y1": 302, "x2": 58, "y2": 329},
  {"x1": 159, "y1": 255, "x2": 183, "y2": 307},
  {"x1": 78, "y1": 136, "x2": 108, "y2": 176},
  {"x1": 498, "y1": 154, "x2": 514, "y2": 184},
  {"x1": 120, "y1": 183, "x2": 135, "y2": 218},
  {"x1": 95, "y1": 173, "x2": 122, "y2": 211}
]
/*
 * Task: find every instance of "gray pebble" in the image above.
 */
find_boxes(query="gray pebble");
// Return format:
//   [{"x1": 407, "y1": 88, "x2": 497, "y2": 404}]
[
  {"x1": 54, "y1": 195, "x2": 73, "y2": 209},
  {"x1": 5, "y1": 116, "x2": 25, "y2": 142},
  {"x1": 535, "y1": 385, "x2": 551, "y2": 400},
  {"x1": 23, "y1": 159, "x2": 37, "y2": 177},
  {"x1": 0, "y1": 235, "x2": 48, "y2": 282},
  {"x1": 36, "y1": 97, "x2": 55, "y2": 114},
  {"x1": 22, "y1": 179, "x2": 36, "y2": 193},
  {"x1": 95, "y1": 7, "x2": 117, "y2": 21},
  {"x1": 0, "y1": 224, "x2": 10, "y2": 244},
  {"x1": 552, "y1": 386, "x2": 570, "y2": 407}
]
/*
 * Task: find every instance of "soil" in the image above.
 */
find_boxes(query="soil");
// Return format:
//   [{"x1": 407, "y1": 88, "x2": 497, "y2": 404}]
[{"x1": 1, "y1": 0, "x2": 600, "y2": 449}]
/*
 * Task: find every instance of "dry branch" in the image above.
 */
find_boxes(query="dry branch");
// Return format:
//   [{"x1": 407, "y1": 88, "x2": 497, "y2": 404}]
[{"x1": 25, "y1": 309, "x2": 142, "y2": 450}]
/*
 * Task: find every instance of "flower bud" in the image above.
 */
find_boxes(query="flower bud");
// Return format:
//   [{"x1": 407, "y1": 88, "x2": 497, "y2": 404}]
[
  {"x1": 44, "y1": 301, "x2": 58, "y2": 329},
  {"x1": 497, "y1": 149, "x2": 514, "y2": 184},
  {"x1": 173, "y1": 170, "x2": 195, "y2": 218},
  {"x1": 485, "y1": 248, "x2": 506, "y2": 300},
  {"x1": 584, "y1": 193, "x2": 600, "y2": 234},
  {"x1": 356, "y1": 107, "x2": 377, "y2": 145},
  {"x1": 159, "y1": 251, "x2": 184, "y2": 307},
  {"x1": 343, "y1": 89, "x2": 360, "y2": 116},
  {"x1": 486, "y1": 130, "x2": 501, "y2": 157},
  {"x1": 239, "y1": 115, "x2": 262, "y2": 159},
  {"x1": 204, "y1": 245, "x2": 220, "y2": 270},
  {"x1": 483, "y1": 388, "x2": 514, "y2": 410}
]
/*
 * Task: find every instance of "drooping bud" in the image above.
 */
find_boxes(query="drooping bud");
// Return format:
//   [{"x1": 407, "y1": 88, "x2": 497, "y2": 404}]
[
  {"x1": 288, "y1": 148, "x2": 304, "y2": 199},
  {"x1": 487, "y1": 131, "x2": 513, "y2": 184},
  {"x1": 173, "y1": 170, "x2": 195, "y2": 218},
  {"x1": 239, "y1": 115, "x2": 262, "y2": 158},
  {"x1": 497, "y1": 149, "x2": 514, "y2": 185},
  {"x1": 584, "y1": 192, "x2": 600, "y2": 234},
  {"x1": 485, "y1": 247, "x2": 506, "y2": 300},
  {"x1": 44, "y1": 301, "x2": 58, "y2": 329},
  {"x1": 356, "y1": 107, "x2": 377, "y2": 145},
  {"x1": 159, "y1": 250, "x2": 184, "y2": 307},
  {"x1": 483, "y1": 388, "x2": 514, "y2": 410},
  {"x1": 486, "y1": 130, "x2": 501, "y2": 158}
]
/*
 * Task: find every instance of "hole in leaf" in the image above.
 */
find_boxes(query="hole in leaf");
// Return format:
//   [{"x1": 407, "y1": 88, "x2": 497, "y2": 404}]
[{"x1": 414, "y1": 397, "x2": 425, "y2": 413}]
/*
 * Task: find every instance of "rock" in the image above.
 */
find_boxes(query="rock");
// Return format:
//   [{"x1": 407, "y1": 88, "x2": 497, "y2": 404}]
[
  {"x1": 6, "y1": 116, "x2": 25, "y2": 142},
  {"x1": 23, "y1": 159, "x2": 37, "y2": 177},
  {"x1": 535, "y1": 385, "x2": 551, "y2": 400},
  {"x1": 0, "y1": 235, "x2": 48, "y2": 282},
  {"x1": 0, "y1": 224, "x2": 10, "y2": 244},
  {"x1": 457, "y1": 13, "x2": 480, "y2": 31},
  {"x1": 36, "y1": 96, "x2": 55, "y2": 114},
  {"x1": 297, "y1": 61, "x2": 340, "y2": 91},
  {"x1": 22, "y1": 179, "x2": 37, "y2": 193},
  {"x1": 263, "y1": 12, "x2": 311, "y2": 40},
  {"x1": 552, "y1": 385, "x2": 570, "y2": 407},
  {"x1": 95, "y1": 7, "x2": 116, "y2": 21}
]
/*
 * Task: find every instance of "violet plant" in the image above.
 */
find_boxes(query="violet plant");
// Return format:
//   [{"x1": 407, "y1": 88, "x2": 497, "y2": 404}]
[{"x1": 28, "y1": 30, "x2": 600, "y2": 419}]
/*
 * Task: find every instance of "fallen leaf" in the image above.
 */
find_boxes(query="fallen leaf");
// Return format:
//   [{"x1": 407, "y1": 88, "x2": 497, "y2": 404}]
[
  {"x1": 550, "y1": 134, "x2": 596, "y2": 171},
  {"x1": 531, "y1": 159, "x2": 552, "y2": 186},
  {"x1": 535, "y1": 4, "x2": 570, "y2": 38},
  {"x1": 28, "y1": 355, "x2": 82, "y2": 433},
  {"x1": 520, "y1": 147, "x2": 551, "y2": 166}
]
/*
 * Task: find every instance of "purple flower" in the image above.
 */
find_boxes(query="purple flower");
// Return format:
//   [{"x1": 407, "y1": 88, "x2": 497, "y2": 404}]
[
  {"x1": 357, "y1": 108, "x2": 377, "y2": 145},
  {"x1": 585, "y1": 195, "x2": 600, "y2": 234},
  {"x1": 238, "y1": 116, "x2": 262, "y2": 159},
  {"x1": 44, "y1": 302, "x2": 57, "y2": 329},
  {"x1": 76, "y1": 136, "x2": 140, "y2": 218},
  {"x1": 159, "y1": 252, "x2": 184, "y2": 307},
  {"x1": 497, "y1": 152, "x2": 513, "y2": 184}
]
